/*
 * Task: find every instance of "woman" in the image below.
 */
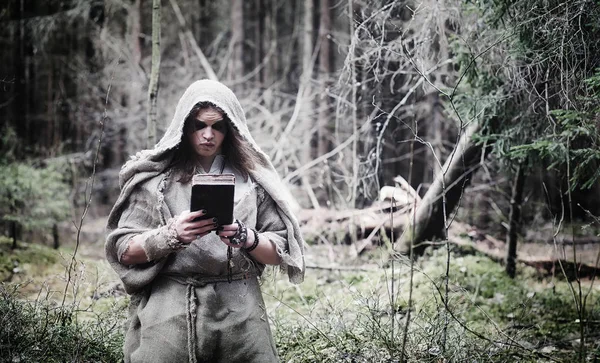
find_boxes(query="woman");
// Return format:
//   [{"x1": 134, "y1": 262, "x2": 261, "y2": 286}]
[{"x1": 105, "y1": 80, "x2": 305, "y2": 363}]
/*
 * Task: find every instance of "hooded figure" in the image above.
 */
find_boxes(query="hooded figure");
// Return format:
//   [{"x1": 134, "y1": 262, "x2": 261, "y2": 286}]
[{"x1": 105, "y1": 80, "x2": 305, "y2": 363}]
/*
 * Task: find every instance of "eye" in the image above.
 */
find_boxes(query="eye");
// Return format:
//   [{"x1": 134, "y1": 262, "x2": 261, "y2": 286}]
[
  {"x1": 212, "y1": 122, "x2": 228, "y2": 133},
  {"x1": 194, "y1": 121, "x2": 207, "y2": 130}
]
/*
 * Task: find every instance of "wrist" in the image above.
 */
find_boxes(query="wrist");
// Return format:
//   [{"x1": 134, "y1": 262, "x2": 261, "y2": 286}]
[{"x1": 243, "y1": 228, "x2": 260, "y2": 252}]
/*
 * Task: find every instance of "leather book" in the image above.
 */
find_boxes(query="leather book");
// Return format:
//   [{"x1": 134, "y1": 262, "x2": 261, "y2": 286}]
[{"x1": 190, "y1": 173, "x2": 235, "y2": 225}]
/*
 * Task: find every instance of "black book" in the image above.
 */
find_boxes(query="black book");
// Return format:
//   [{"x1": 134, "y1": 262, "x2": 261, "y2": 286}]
[{"x1": 190, "y1": 173, "x2": 235, "y2": 225}]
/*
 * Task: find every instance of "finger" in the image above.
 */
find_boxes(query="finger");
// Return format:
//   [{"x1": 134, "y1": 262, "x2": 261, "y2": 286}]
[
  {"x1": 219, "y1": 236, "x2": 243, "y2": 248},
  {"x1": 219, "y1": 237, "x2": 232, "y2": 245},
  {"x1": 188, "y1": 224, "x2": 218, "y2": 235},
  {"x1": 186, "y1": 209, "x2": 207, "y2": 221},
  {"x1": 217, "y1": 226, "x2": 238, "y2": 236},
  {"x1": 188, "y1": 217, "x2": 219, "y2": 229},
  {"x1": 217, "y1": 223, "x2": 237, "y2": 230},
  {"x1": 217, "y1": 230, "x2": 237, "y2": 238}
]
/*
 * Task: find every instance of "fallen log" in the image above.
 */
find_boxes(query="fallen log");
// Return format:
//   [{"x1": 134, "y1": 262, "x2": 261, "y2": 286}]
[
  {"x1": 452, "y1": 234, "x2": 600, "y2": 280},
  {"x1": 297, "y1": 201, "x2": 410, "y2": 245}
]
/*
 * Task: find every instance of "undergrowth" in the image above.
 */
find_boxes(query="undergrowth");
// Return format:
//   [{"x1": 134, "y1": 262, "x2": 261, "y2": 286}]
[
  {"x1": 1, "y1": 238, "x2": 599, "y2": 362},
  {"x1": 0, "y1": 284, "x2": 125, "y2": 362},
  {"x1": 264, "y1": 246, "x2": 600, "y2": 362}
]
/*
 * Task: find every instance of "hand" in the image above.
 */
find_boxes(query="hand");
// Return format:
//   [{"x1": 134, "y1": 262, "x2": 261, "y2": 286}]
[
  {"x1": 217, "y1": 221, "x2": 254, "y2": 249},
  {"x1": 174, "y1": 210, "x2": 218, "y2": 243}
]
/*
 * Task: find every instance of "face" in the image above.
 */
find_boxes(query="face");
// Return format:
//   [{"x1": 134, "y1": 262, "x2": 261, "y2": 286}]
[{"x1": 187, "y1": 107, "x2": 228, "y2": 160}]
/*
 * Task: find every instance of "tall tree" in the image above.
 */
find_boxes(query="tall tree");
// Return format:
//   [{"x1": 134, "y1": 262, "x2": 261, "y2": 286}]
[
  {"x1": 505, "y1": 164, "x2": 526, "y2": 278},
  {"x1": 128, "y1": 0, "x2": 142, "y2": 67},
  {"x1": 317, "y1": 0, "x2": 331, "y2": 156},
  {"x1": 147, "y1": 0, "x2": 161, "y2": 148},
  {"x1": 228, "y1": 0, "x2": 244, "y2": 80},
  {"x1": 300, "y1": 0, "x2": 314, "y2": 164}
]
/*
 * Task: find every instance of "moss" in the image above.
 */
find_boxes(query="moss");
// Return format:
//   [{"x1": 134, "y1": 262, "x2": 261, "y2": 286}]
[
  {"x1": 3, "y1": 235, "x2": 600, "y2": 361},
  {"x1": 0, "y1": 237, "x2": 58, "y2": 281}
]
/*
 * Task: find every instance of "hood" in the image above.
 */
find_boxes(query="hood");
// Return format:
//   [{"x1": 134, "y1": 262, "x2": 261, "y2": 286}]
[{"x1": 120, "y1": 79, "x2": 269, "y2": 187}]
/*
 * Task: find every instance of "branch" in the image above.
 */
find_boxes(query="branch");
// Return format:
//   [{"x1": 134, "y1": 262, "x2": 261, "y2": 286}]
[{"x1": 169, "y1": 0, "x2": 218, "y2": 81}]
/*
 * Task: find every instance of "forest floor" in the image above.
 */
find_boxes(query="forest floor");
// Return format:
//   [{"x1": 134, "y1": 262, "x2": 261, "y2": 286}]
[{"x1": 1, "y1": 217, "x2": 600, "y2": 362}]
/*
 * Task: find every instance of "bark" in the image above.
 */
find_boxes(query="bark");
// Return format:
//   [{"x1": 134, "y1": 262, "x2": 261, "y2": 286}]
[
  {"x1": 87, "y1": 0, "x2": 104, "y2": 67},
  {"x1": 300, "y1": 0, "x2": 314, "y2": 164},
  {"x1": 53, "y1": 223, "x2": 60, "y2": 249},
  {"x1": 11, "y1": 221, "x2": 18, "y2": 250},
  {"x1": 264, "y1": 0, "x2": 275, "y2": 87},
  {"x1": 506, "y1": 164, "x2": 526, "y2": 278},
  {"x1": 14, "y1": 0, "x2": 27, "y2": 157},
  {"x1": 147, "y1": 0, "x2": 161, "y2": 148},
  {"x1": 398, "y1": 121, "x2": 491, "y2": 255},
  {"x1": 317, "y1": 0, "x2": 331, "y2": 156},
  {"x1": 129, "y1": 0, "x2": 142, "y2": 67},
  {"x1": 228, "y1": 0, "x2": 244, "y2": 81},
  {"x1": 254, "y1": 0, "x2": 265, "y2": 86}
]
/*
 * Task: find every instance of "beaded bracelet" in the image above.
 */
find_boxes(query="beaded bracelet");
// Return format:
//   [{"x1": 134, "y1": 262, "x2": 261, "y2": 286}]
[{"x1": 244, "y1": 228, "x2": 260, "y2": 252}]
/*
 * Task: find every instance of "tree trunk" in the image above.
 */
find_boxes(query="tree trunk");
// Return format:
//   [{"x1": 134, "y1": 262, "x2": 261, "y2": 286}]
[
  {"x1": 262, "y1": 0, "x2": 276, "y2": 107},
  {"x1": 53, "y1": 223, "x2": 60, "y2": 249},
  {"x1": 14, "y1": 0, "x2": 27, "y2": 158},
  {"x1": 228, "y1": 0, "x2": 244, "y2": 81},
  {"x1": 11, "y1": 221, "x2": 18, "y2": 250},
  {"x1": 506, "y1": 164, "x2": 526, "y2": 278},
  {"x1": 317, "y1": 0, "x2": 331, "y2": 156},
  {"x1": 254, "y1": 0, "x2": 265, "y2": 86},
  {"x1": 147, "y1": 0, "x2": 161, "y2": 148},
  {"x1": 300, "y1": 0, "x2": 314, "y2": 164},
  {"x1": 129, "y1": 0, "x2": 142, "y2": 67},
  {"x1": 399, "y1": 122, "x2": 491, "y2": 255}
]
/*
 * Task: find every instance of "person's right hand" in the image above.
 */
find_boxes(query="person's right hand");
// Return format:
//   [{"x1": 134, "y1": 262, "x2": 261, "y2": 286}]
[{"x1": 173, "y1": 210, "x2": 218, "y2": 243}]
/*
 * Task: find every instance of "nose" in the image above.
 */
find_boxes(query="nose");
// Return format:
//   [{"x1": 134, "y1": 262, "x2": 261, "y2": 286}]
[{"x1": 201, "y1": 126, "x2": 214, "y2": 140}]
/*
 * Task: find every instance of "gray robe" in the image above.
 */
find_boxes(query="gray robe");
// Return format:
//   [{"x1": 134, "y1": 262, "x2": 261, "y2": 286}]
[
  {"x1": 116, "y1": 163, "x2": 283, "y2": 362},
  {"x1": 105, "y1": 80, "x2": 305, "y2": 363}
]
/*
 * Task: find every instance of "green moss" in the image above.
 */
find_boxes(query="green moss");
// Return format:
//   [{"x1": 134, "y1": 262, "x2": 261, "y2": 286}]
[{"x1": 0, "y1": 236, "x2": 58, "y2": 281}]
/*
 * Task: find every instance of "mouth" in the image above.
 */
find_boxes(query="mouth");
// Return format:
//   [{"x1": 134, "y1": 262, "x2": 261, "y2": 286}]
[{"x1": 199, "y1": 143, "x2": 214, "y2": 147}]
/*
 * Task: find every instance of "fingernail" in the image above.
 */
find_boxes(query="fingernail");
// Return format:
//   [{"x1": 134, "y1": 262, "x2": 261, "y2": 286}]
[
  {"x1": 217, "y1": 226, "x2": 224, "y2": 231},
  {"x1": 201, "y1": 209, "x2": 207, "y2": 214},
  {"x1": 212, "y1": 217, "x2": 218, "y2": 223}
]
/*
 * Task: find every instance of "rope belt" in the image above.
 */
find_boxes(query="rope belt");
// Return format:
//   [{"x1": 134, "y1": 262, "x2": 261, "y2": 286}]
[{"x1": 162, "y1": 272, "x2": 255, "y2": 363}]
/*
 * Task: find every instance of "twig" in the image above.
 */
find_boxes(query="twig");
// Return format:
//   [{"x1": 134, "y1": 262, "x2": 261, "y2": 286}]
[
  {"x1": 169, "y1": 0, "x2": 218, "y2": 81},
  {"x1": 60, "y1": 68, "x2": 113, "y2": 311},
  {"x1": 305, "y1": 264, "x2": 378, "y2": 272}
]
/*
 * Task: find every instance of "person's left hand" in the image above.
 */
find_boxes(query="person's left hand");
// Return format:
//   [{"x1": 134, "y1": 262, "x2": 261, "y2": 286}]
[{"x1": 217, "y1": 221, "x2": 254, "y2": 249}]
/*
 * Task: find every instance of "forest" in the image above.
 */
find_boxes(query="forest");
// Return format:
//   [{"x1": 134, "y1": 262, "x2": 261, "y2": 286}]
[{"x1": 1, "y1": 0, "x2": 600, "y2": 361}]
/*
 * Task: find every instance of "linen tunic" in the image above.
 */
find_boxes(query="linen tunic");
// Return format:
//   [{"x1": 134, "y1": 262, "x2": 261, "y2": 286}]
[
  {"x1": 106, "y1": 80, "x2": 305, "y2": 363},
  {"x1": 115, "y1": 157, "x2": 285, "y2": 362}
]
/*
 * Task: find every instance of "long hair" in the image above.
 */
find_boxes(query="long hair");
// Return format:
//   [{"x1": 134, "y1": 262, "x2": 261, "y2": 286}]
[{"x1": 171, "y1": 101, "x2": 267, "y2": 183}]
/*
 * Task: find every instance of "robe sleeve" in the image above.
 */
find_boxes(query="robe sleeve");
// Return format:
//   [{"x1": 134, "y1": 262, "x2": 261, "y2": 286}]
[
  {"x1": 255, "y1": 186, "x2": 304, "y2": 283},
  {"x1": 106, "y1": 181, "x2": 170, "y2": 294}
]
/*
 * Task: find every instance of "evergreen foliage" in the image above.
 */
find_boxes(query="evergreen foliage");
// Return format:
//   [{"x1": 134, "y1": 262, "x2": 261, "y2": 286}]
[
  {"x1": 453, "y1": 0, "x2": 600, "y2": 191},
  {"x1": 0, "y1": 160, "x2": 71, "y2": 234}
]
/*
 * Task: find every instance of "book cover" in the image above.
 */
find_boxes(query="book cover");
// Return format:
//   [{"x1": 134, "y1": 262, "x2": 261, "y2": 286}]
[{"x1": 190, "y1": 173, "x2": 235, "y2": 225}]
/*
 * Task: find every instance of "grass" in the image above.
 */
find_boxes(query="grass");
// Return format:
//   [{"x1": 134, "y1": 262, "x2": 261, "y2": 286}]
[
  {"x1": 0, "y1": 237, "x2": 126, "y2": 362},
  {"x1": 1, "y1": 236, "x2": 599, "y2": 362},
  {"x1": 262, "y1": 245, "x2": 600, "y2": 362}
]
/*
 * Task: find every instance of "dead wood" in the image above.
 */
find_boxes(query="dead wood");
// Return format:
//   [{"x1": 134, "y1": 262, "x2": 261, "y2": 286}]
[
  {"x1": 298, "y1": 202, "x2": 410, "y2": 246},
  {"x1": 548, "y1": 236, "x2": 600, "y2": 245},
  {"x1": 452, "y1": 235, "x2": 600, "y2": 280}
]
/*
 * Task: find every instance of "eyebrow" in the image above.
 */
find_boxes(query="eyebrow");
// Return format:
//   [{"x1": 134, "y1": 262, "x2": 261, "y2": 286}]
[{"x1": 195, "y1": 118, "x2": 224, "y2": 123}]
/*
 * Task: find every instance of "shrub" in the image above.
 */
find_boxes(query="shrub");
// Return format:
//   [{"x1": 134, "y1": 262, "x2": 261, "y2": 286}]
[
  {"x1": 0, "y1": 161, "x2": 71, "y2": 240},
  {"x1": 0, "y1": 285, "x2": 125, "y2": 362}
]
